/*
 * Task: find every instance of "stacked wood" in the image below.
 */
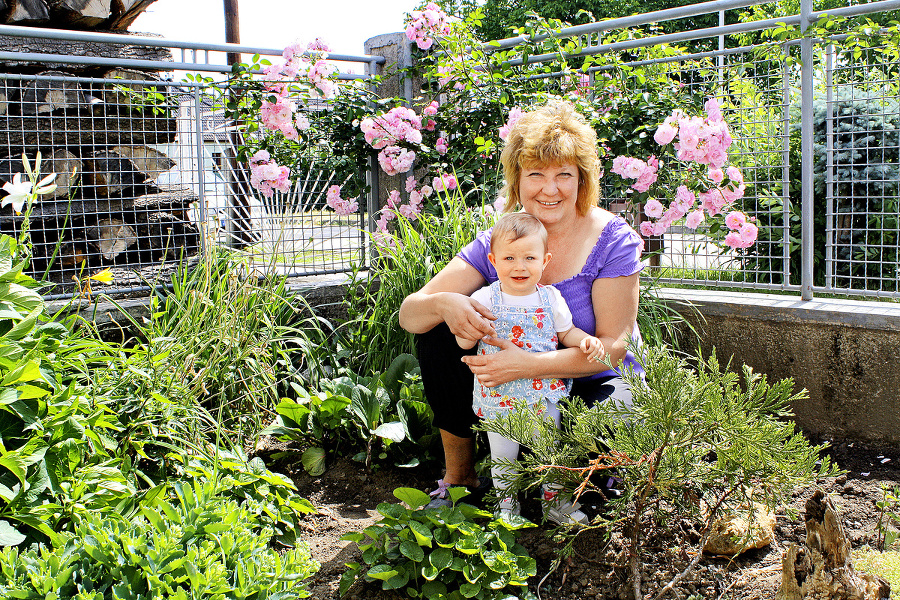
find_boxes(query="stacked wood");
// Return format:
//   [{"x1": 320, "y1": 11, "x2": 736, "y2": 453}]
[
  {"x1": 83, "y1": 149, "x2": 146, "y2": 196},
  {"x1": 110, "y1": 144, "x2": 173, "y2": 180},
  {"x1": 89, "y1": 217, "x2": 136, "y2": 260},
  {"x1": 19, "y1": 70, "x2": 87, "y2": 115},
  {"x1": 778, "y1": 490, "x2": 890, "y2": 600},
  {"x1": 0, "y1": 33, "x2": 173, "y2": 74},
  {"x1": 0, "y1": 113, "x2": 175, "y2": 153},
  {"x1": 0, "y1": 0, "x2": 158, "y2": 29},
  {"x1": 0, "y1": 149, "x2": 80, "y2": 199}
]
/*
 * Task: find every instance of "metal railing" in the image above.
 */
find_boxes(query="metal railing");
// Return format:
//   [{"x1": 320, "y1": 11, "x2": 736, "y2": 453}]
[
  {"x1": 0, "y1": 26, "x2": 380, "y2": 298},
  {"x1": 474, "y1": 0, "x2": 900, "y2": 300}
]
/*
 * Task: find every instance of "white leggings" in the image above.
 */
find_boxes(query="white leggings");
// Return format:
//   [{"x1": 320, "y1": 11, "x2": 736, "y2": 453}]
[{"x1": 487, "y1": 401, "x2": 561, "y2": 495}]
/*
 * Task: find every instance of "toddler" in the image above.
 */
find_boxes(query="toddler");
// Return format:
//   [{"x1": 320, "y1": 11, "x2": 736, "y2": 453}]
[{"x1": 456, "y1": 212, "x2": 604, "y2": 525}]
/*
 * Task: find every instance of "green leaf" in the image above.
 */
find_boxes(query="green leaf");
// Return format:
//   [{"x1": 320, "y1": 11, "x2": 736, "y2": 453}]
[
  {"x1": 408, "y1": 520, "x2": 433, "y2": 547},
  {"x1": 0, "y1": 519, "x2": 25, "y2": 546},
  {"x1": 366, "y1": 564, "x2": 399, "y2": 581},
  {"x1": 429, "y1": 546, "x2": 452, "y2": 570},
  {"x1": 373, "y1": 421, "x2": 405, "y2": 442},
  {"x1": 393, "y1": 487, "x2": 430, "y2": 509},
  {"x1": 460, "y1": 582, "x2": 482, "y2": 598},
  {"x1": 399, "y1": 540, "x2": 425, "y2": 562},
  {"x1": 301, "y1": 447, "x2": 326, "y2": 476}
]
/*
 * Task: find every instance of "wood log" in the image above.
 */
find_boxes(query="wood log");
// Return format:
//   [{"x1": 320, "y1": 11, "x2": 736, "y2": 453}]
[
  {"x1": 107, "y1": 0, "x2": 157, "y2": 30},
  {"x1": 88, "y1": 218, "x2": 136, "y2": 260},
  {"x1": 5, "y1": 0, "x2": 50, "y2": 24},
  {"x1": 110, "y1": 145, "x2": 174, "y2": 180},
  {"x1": 57, "y1": 240, "x2": 88, "y2": 270},
  {"x1": 0, "y1": 89, "x2": 8, "y2": 116},
  {"x1": 778, "y1": 490, "x2": 890, "y2": 600},
  {"x1": 18, "y1": 70, "x2": 87, "y2": 116},
  {"x1": 135, "y1": 210, "x2": 200, "y2": 257},
  {"x1": 0, "y1": 33, "x2": 173, "y2": 74},
  {"x1": 46, "y1": 0, "x2": 111, "y2": 27},
  {"x1": 46, "y1": 148, "x2": 82, "y2": 199},
  {"x1": 0, "y1": 113, "x2": 176, "y2": 153},
  {"x1": 83, "y1": 149, "x2": 146, "y2": 197}
]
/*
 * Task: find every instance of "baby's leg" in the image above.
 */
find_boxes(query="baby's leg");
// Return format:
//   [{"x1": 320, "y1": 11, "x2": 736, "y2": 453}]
[{"x1": 487, "y1": 431, "x2": 520, "y2": 491}]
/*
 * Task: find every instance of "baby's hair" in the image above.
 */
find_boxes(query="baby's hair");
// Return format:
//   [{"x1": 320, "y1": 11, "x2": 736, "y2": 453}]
[{"x1": 490, "y1": 212, "x2": 549, "y2": 253}]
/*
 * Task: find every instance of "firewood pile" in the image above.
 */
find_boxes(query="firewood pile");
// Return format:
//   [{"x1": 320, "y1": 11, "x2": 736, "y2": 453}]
[{"x1": 0, "y1": 18, "x2": 204, "y2": 291}]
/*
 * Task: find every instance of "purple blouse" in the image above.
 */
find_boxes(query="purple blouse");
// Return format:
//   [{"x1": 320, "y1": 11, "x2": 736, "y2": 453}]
[{"x1": 457, "y1": 215, "x2": 645, "y2": 380}]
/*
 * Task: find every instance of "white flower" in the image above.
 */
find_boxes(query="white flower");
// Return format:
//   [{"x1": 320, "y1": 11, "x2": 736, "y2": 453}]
[{"x1": 2, "y1": 174, "x2": 33, "y2": 214}]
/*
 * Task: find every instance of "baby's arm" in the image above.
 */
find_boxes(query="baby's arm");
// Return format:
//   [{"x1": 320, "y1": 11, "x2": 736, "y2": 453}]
[{"x1": 558, "y1": 326, "x2": 606, "y2": 362}]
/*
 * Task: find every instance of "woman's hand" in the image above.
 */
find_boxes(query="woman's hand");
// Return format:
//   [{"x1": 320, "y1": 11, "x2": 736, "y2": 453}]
[
  {"x1": 440, "y1": 292, "x2": 497, "y2": 343},
  {"x1": 461, "y1": 336, "x2": 529, "y2": 387}
]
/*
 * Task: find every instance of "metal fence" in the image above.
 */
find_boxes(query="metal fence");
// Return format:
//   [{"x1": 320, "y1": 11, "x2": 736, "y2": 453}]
[
  {"x1": 475, "y1": 0, "x2": 900, "y2": 300},
  {"x1": 1, "y1": 0, "x2": 899, "y2": 301},
  {"x1": 0, "y1": 26, "x2": 379, "y2": 298}
]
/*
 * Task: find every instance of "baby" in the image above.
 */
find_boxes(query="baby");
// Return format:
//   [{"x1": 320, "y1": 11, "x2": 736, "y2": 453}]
[{"x1": 456, "y1": 212, "x2": 603, "y2": 525}]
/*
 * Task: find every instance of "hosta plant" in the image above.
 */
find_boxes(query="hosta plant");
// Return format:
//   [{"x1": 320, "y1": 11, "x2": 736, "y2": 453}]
[{"x1": 340, "y1": 487, "x2": 537, "y2": 600}]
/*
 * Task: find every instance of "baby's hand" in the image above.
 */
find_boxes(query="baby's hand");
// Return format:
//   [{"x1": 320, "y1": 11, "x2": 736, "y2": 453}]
[{"x1": 580, "y1": 336, "x2": 606, "y2": 363}]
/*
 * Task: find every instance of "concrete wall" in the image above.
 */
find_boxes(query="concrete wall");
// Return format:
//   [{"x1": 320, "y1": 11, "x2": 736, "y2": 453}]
[{"x1": 662, "y1": 289, "x2": 900, "y2": 445}]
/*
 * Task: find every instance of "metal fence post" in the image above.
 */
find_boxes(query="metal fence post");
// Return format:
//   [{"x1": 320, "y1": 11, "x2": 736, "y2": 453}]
[{"x1": 800, "y1": 0, "x2": 815, "y2": 300}]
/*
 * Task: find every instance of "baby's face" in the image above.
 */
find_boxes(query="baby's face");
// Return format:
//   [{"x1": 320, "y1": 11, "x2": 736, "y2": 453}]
[{"x1": 488, "y1": 234, "x2": 551, "y2": 296}]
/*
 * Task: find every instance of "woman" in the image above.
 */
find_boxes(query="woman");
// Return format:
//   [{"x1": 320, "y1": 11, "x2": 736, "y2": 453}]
[{"x1": 398, "y1": 100, "x2": 644, "y2": 507}]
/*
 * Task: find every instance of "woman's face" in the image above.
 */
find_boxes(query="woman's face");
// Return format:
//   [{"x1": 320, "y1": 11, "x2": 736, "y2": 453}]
[{"x1": 518, "y1": 162, "x2": 580, "y2": 227}]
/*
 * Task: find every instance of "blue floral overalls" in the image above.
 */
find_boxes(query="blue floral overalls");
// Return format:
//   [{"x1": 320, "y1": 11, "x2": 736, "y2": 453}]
[{"x1": 472, "y1": 282, "x2": 570, "y2": 420}]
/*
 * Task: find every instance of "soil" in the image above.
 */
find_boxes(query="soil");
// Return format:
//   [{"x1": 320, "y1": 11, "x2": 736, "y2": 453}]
[{"x1": 268, "y1": 437, "x2": 900, "y2": 600}]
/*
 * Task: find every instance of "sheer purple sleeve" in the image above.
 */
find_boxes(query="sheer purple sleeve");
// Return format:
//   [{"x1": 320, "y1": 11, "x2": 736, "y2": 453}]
[{"x1": 456, "y1": 228, "x2": 498, "y2": 282}]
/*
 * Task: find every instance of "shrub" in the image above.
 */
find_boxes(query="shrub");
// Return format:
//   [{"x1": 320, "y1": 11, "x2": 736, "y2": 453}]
[{"x1": 479, "y1": 343, "x2": 839, "y2": 600}]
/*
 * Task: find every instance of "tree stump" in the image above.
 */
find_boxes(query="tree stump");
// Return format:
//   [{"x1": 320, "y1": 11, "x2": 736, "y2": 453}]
[{"x1": 778, "y1": 490, "x2": 890, "y2": 600}]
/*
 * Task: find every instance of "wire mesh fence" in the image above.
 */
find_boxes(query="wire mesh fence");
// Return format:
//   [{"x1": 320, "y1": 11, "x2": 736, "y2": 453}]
[{"x1": 0, "y1": 36, "x2": 372, "y2": 299}]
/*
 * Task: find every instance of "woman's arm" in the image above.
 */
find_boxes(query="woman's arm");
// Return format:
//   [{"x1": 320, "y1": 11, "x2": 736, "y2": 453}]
[
  {"x1": 461, "y1": 273, "x2": 639, "y2": 387},
  {"x1": 398, "y1": 257, "x2": 496, "y2": 341}
]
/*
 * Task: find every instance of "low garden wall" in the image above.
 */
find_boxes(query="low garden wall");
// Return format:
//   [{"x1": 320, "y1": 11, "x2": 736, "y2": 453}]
[
  {"x1": 62, "y1": 279, "x2": 900, "y2": 446},
  {"x1": 664, "y1": 289, "x2": 900, "y2": 446}
]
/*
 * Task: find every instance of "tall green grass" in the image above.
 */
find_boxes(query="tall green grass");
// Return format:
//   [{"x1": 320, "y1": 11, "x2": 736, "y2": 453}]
[{"x1": 341, "y1": 192, "x2": 497, "y2": 374}]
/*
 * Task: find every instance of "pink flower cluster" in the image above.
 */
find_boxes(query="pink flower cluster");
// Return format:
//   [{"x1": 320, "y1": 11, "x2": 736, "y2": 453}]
[
  {"x1": 432, "y1": 173, "x2": 458, "y2": 193},
  {"x1": 654, "y1": 98, "x2": 733, "y2": 168},
  {"x1": 611, "y1": 156, "x2": 658, "y2": 193},
  {"x1": 613, "y1": 98, "x2": 755, "y2": 248},
  {"x1": 723, "y1": 211, "x2": 758, "y2": 249},
  {"x1": 498, "y1": 107, "x2": 523, "y2": 142},
  {"x1": 249, "y1": 150, "x2": 290, "y2": 198},
  {"x1": 373, "y1": 176, "x2": 434, "y2": 246},
  {"x1": 377, "y1": 146, "x2": 417, "y2": 176},
  {"x1": 325, "y1": 185, "x2": 359, "y2": 216},
  {"x1": 360, "y1": 107, "x2": 423, "y2": 149},
  {"x1": 405, "y1": 2, "x2": 451, "y2": 50},
  {"x1": 360, "y1": 106, "x2": 432, "y2": 177},
  {"x1": 257, "y1": 38, "x2": 338, "y2": 146}
]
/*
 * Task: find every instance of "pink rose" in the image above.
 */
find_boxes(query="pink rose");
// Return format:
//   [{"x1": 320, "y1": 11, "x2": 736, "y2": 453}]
[{"x1": 685, "y1": 209, "x2": 705, "y2": 229}]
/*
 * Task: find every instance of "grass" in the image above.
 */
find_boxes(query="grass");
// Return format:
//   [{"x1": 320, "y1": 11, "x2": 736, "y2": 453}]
[{"x1": 855, "y1": 547, "x2": 900, "y2": 587}]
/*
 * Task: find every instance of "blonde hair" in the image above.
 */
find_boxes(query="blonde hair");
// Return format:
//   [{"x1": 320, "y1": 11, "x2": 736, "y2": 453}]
[
  {"x1": 499, "y1": 101, "x2": 600, "y2": 216},
  {"x1": 490, "y1": 212, "x2": 548, "y2": 253}
]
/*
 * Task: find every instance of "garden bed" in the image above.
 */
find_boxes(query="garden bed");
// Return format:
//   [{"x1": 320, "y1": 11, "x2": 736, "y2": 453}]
[{"x1": 273, "y1": 438, "x2": 900, "y2": 600}]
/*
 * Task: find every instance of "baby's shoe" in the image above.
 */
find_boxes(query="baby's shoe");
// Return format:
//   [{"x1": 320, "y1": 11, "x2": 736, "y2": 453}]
[
  {"x1": 495, "y1": 495, "x2": 521, "y2": 521},
  {"x1": 541, "y1": 484, "x2": 589, "y2": 526}
]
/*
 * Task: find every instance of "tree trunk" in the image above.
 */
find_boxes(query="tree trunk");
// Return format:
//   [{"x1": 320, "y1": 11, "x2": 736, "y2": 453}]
[
  {"x1": 19, "y1": 70, "x2": 86, "y2": 115},
  {"x1": 778, "y1": 490, "x2": 890, "y2": 600},
  {"x1": 46, "y1": 0, "x2": 111, "y2": 27}
]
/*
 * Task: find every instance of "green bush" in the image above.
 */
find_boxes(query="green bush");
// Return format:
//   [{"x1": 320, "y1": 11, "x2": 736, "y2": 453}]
[
  {"x1": 340, "y1": 487, "x2": 536, "y2": 600},
  {"x1": 0, "y1": 476, "x2": 319, "y2": 599}
]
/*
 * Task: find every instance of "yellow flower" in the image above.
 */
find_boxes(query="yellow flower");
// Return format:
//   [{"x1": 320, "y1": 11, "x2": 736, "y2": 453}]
[{"x1": 89, "y1": 268, "x2": 114, "y2": 284}]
